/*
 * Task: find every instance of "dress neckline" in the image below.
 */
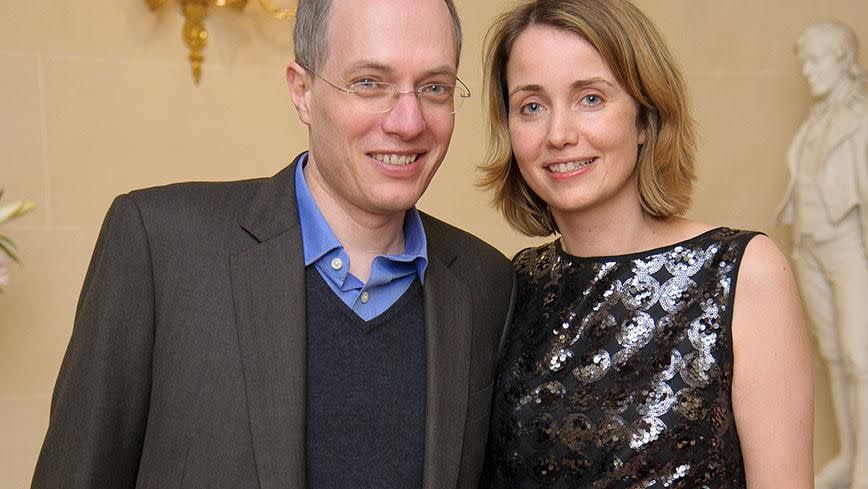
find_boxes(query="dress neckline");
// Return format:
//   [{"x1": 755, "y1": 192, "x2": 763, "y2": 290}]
[{"x1": 553, "y1": 226, "x2": 727, "y2": 263}]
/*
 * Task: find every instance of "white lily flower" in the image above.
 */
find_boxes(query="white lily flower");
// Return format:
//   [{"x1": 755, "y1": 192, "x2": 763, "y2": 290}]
[
  {"x1": 0, "y1": 200, "x2": 36, "y2": 224},
  {"x1": 0, "y1": 189, "x2": 36, "y2": 267}
]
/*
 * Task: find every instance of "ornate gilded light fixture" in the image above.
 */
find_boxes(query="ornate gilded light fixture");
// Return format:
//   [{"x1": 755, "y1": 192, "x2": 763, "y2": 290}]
[{"x1": 146, "y1": 0, "x2": 296, "y2": 84}]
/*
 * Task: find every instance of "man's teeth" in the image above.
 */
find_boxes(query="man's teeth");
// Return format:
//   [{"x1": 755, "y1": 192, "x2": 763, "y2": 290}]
[
  {"x1": 548, "y1": 159, "x2": 594, "y2": 173},
  {"x1": 372, "y1": 153, "x2": 418, "y2": 165}
]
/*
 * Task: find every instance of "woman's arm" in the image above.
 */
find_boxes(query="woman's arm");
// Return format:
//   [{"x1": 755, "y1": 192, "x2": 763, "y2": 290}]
[{"x1": 731, "y1": 234, "x2": 813, "y2": 489}]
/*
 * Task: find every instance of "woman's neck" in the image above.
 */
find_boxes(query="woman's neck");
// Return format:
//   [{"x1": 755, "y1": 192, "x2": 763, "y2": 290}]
[{"x1": 556, "y1": 207, "x2": 668, "y2": 258}]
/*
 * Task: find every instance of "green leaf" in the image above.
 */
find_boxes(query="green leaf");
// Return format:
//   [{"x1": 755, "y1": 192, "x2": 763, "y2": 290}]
[{"x1": 0, "y1": 240, "x2": 20, "y2": 263}]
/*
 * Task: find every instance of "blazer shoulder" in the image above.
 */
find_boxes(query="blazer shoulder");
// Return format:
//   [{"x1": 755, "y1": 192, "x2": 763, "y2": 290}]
[
  {"x1": 420, "y1": 212, "x2": 509, "y2": 268},
  {"x1": 118, "y1": 177, "x2": 274, "y2": 250},
  {"x1": 127, "y1": 178, "x2": 267, "y2": 216}
]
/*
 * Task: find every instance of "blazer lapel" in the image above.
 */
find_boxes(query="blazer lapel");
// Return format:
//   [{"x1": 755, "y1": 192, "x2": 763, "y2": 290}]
[
  {"x1": 231, "y1": 156, "x2": 307, "y2": 489},
  {"x1": 422, "y1": 251, "x2": 472, "y2": 489},
  {"x1": 230, "y1": 163, "x2": 476, "y2": 488}
]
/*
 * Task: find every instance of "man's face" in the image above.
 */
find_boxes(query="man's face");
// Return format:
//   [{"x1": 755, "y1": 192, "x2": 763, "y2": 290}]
[
  {"x1": 293, "y1": 0, "x2": 459, "y2": 222},
  {"x1": 799, "y1": 38, "x2": 847, "y2": 98}
]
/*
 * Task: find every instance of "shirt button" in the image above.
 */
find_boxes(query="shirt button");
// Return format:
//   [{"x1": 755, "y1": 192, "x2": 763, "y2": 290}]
[
  {"x1": 330, "y1": 257, "x2": 343, "y2": 270},
  {"x1": 360, "y1": 291, "x2": 370, "y2": 304}
]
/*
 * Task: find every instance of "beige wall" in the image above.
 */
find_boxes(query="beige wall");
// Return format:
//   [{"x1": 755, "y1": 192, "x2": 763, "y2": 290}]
[{"x1": 1, "y1": 0, "x2": 866, "y2": 486}]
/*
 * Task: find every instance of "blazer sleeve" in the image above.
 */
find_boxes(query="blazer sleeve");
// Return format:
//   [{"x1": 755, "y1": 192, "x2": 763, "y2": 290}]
[{"x1": 31, "y1": 194, "x2": 156, "y2": 489}]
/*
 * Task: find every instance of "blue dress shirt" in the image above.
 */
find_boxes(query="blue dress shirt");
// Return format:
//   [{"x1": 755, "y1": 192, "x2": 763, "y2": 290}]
[{"x1": 294, "y1": 154, "x2": 428, "y2": 321}]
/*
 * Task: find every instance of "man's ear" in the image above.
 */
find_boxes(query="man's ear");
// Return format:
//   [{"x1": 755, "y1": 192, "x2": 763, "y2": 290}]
[{"x1": 286, "y1": 62, "x2": 313, "y2": 125}]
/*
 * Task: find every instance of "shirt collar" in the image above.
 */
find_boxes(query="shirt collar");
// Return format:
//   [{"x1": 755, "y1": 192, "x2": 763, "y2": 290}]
[{"x1": 294, "y1": 153, "x2": 428, "y2": 283}]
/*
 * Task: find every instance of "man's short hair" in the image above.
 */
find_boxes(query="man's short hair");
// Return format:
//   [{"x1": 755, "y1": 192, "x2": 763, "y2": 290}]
[
  {"x1": 293, "y1": 0, "x2": 464, "y2": 73},
  {"x1": 478, "y1": 0, "x2": 697, "y2": 237}
]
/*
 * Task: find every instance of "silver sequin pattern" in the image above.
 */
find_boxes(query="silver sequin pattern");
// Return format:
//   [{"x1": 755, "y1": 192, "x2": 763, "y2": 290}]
[{"x1": 485, "y1": 228, "x2": 756, "y2": 489}]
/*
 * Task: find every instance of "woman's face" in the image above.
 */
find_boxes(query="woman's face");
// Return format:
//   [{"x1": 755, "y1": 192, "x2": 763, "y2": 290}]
[{"x1": 506, "y1": 25, "x2": 645, "y2": 223}]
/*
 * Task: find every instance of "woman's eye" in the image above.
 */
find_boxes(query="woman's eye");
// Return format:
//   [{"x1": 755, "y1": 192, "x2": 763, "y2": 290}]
[
  {"x1": 583, "y1": 94, "x2": 602, "y2": 105},
  {"x1": 520, "y1": 102, "x2": 545, "y2": 115}
]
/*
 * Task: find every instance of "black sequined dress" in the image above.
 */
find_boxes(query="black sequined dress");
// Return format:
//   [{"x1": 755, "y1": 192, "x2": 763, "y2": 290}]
[{"x1": 483, "y1": 228, "x2": 759, "y2": 489}]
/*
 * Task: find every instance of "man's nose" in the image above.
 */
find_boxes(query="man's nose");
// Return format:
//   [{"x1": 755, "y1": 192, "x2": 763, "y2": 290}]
[{"x1": 382, "y1": 92, "x2": 426, "y2": 140}]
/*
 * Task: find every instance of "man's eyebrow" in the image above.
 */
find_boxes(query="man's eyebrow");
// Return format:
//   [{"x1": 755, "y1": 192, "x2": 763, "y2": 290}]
[
  {"x1": 343, "y1": 60, "x2": 457, "y2": 78},
  {"x1": 423, "y1": 66, "x2": 458, "y2": 78},
  {"x1": 344, "y1": 60, "x2": 392, "y2": 75}
]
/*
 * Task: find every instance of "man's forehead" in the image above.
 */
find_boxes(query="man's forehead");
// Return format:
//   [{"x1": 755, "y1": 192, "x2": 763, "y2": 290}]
[
  {"x1": 322, "y1": 0, "x2": 459, "y2": 73},
  {"x1": 326, "y1": 0, "x2": 452, "y2": 31}
]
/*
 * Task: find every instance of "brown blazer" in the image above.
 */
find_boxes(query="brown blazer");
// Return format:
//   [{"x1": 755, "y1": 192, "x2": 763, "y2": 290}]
[{"x1": 32, "y1": 154, "x2": 515, "y2": 489}]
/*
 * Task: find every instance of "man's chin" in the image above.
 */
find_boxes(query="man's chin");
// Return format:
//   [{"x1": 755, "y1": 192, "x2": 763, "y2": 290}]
[{"x1": 366, "y1": 189, "x2": 428, "y2": 215}]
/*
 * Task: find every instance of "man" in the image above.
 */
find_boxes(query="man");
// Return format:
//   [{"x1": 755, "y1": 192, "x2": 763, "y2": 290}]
[
  {"x1": 778, "y1": 20, "x2": 868, "y2": 489},
  {"x1": 31, "y1": 0, "x2": 514, "y2": 487}
]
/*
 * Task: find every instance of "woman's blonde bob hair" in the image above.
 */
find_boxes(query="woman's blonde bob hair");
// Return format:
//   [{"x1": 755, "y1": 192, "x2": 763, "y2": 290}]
[{"x1": 479, "y1": 0, "x2": 697, "y2": 237}]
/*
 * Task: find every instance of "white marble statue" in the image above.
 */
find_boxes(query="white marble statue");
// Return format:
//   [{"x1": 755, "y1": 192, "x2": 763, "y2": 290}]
[{"x1": 779, "y1": 20, "x2": 868, "y2": 489}]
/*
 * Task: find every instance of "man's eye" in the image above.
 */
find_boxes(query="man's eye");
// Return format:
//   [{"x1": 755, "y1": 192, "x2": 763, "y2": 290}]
[
  {"x1": 351, "y1": 79, "x2": 383, "y2": 92},
  {"x1": 419, "y1": 84, "x2": 453, "y2": 99}
]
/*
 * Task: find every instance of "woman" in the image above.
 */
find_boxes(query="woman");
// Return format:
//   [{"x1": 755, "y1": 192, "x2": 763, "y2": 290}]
[{"x1": 479, "y1": 1, "x2": 813, "y2": 487}]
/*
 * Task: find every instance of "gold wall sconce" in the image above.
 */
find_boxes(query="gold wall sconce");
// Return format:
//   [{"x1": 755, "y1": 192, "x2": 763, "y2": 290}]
[{"x1": 146, "y1": 0, "x2": 295, "y2": 84}]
